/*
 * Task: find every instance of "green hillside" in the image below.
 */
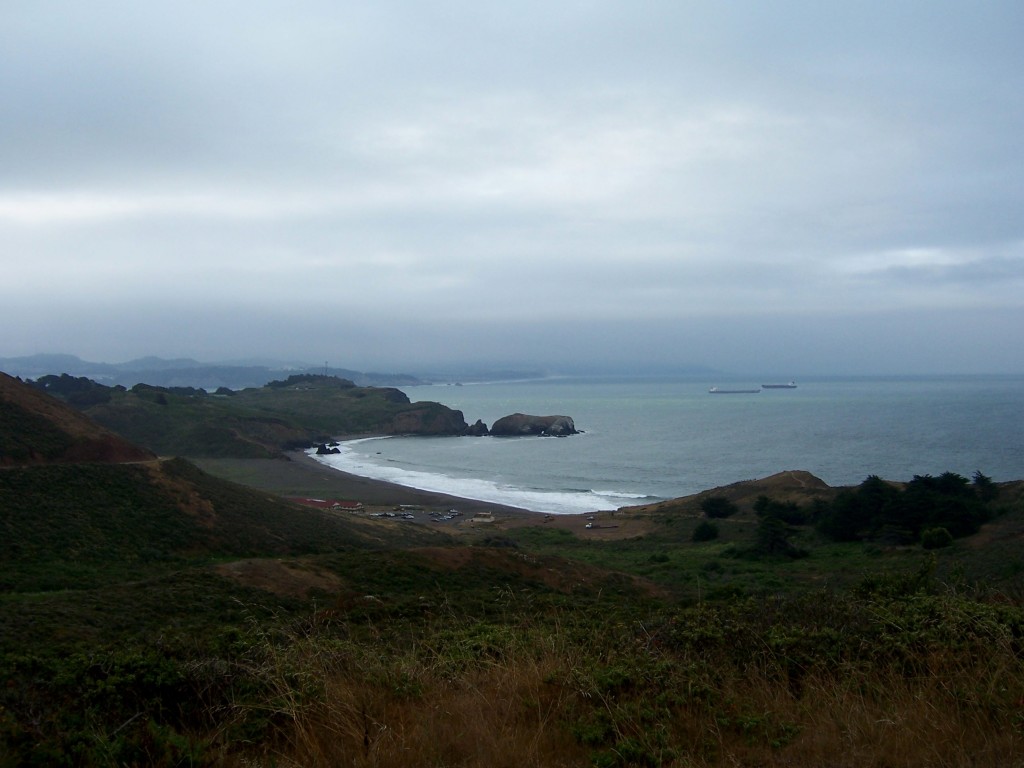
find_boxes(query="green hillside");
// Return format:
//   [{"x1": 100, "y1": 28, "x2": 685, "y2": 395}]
[
  {"x1": 32, "y1": 372, "x2": 469, "y2": 457},
  {"x1": 0, "y1": 371, "x2": 154, "y2": 464},
  {"x1": 0, "y1": 457, "x2": 449, "y2": 593}
]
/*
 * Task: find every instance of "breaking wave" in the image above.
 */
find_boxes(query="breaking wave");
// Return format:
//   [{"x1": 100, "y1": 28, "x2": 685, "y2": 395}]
[{"x1": 308, "y1": 439, "x2": 654, "y2": 515}]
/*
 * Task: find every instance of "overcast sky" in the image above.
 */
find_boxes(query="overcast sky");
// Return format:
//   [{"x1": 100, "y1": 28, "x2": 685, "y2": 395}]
[{"x1": 2, "y1": 2, "x2": 1022, "y2": 375}]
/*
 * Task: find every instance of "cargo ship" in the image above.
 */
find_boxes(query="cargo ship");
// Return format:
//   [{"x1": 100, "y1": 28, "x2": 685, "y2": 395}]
[{"x1": 761, "y1": 381, "x2": 797, "y2": 389}]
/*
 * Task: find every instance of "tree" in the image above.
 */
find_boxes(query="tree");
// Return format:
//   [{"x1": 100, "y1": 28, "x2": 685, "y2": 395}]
[
  {"x1": 973, "y1": 470, "x2": 998, "y2": 503},
  {"x1": 700, "y1": 496, "x2": 738, "y2": 519},
  {"x1": 692, "y1": 520, "x2": 719, "y2": 542},
  {"x1": 751, "y1": 514, "x2": 807, "y2": 559},
  {"x1": 753, "y1": 495, "x2": 807, "y2": 525},
  {"x1": 817, "y1": 490, "x2": 863, "y2": 542},
  {"x1": 819, "y1": 471, "x2": 989, "y2": 544},
  {"x1": 817, "y1": 475, "x2": 900, "y2": 542}
]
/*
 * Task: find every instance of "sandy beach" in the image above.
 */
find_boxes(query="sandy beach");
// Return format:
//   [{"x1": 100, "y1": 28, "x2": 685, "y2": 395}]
[
  {"x1": 193, "y1": 451, "x2": 651, "y2": 538},
  {"x1": 194, "y1": 451, "x2": 537, "y2": 518}
]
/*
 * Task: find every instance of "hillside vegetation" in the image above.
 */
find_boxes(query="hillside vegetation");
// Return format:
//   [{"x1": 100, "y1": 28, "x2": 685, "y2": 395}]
[
  {"x1": 30, "y1": 372, "x2": 469, "y2": 457},
  {"x1": 0, "y1": 371, "x2": 154, "y2": 464},
  {"x1": 3, "y1": 370, "x2": 1024, "y2": 766}
]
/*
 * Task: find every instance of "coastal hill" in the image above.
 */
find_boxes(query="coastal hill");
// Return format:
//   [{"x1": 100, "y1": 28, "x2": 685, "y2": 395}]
[
  {"x1": 0, "y1": 371, "x2": 455, "y2": 584},
  {"x1": 0, "y1": 371, "x2": 154, "y2": 465},
  {"x1": 626, "y1": 469, "x2": 838, "y2": 516},
  {"x1": 28, "y1": 372, "x2": 472, "y2": 458}
]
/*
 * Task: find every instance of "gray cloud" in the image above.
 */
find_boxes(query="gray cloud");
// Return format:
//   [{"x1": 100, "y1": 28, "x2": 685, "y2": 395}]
[{"x1": 2, "y1": 1, "x2": 1023, "y2": 373}]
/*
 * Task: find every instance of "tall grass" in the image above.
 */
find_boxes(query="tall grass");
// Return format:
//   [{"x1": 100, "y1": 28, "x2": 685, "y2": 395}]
[{"x1": 226, "y1": 591, "x2": 1024, "y2": 767}]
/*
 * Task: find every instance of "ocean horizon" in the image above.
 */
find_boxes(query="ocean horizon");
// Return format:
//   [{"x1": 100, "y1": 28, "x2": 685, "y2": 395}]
[{"x1": 309, "y1": 374, "x2": 1024, "y2": 515}]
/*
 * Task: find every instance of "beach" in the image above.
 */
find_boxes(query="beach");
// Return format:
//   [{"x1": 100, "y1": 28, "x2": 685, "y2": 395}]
[
  {"x1": 192, "y1": 451, "x2": 659, "y2": 539},
  {"x1": 194, "y1": 451, "x2": 538, "y2": 519}
]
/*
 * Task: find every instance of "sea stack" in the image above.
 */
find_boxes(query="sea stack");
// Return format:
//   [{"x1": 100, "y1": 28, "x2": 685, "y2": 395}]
[{"x1": 489, "y1": 413, "x2": 578, "y2": 437}]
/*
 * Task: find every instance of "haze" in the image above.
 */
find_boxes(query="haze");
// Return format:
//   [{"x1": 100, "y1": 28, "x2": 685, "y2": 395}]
[{"x1": 2, "y1": 2, "x2": 1023, "y2": 376}]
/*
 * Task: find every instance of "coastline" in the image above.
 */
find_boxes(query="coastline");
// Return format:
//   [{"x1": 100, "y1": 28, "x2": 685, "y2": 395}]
[
  {"x1": 193, "y1": 451, "x2": 660, "y2": 539},
  {"x1": 193, "y1": 450, "x2": 538, "y2": 519},
  {"x1": 294, "y1": 450, "x2": 535, "y2": 515}
]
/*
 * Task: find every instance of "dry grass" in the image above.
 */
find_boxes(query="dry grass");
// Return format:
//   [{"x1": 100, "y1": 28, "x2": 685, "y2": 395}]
[{"x1": 225, "y1": 603, "x2": 1024, "y2": 768}]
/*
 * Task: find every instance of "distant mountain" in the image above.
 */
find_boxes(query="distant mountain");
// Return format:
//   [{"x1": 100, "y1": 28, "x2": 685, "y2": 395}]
[
  {"x1": 0, "y1": 354, "x2": 425, "y2": 389},
  {"x1": 0, "y1": 353, "x2": 119, "y2": 380},
  {"x1": 118, "y1": 355, "x2": 206, "y2": 371}
]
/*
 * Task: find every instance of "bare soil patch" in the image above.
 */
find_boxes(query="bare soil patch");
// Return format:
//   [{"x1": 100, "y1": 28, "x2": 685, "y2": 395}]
[{"x1": 215, "y1": 558, "x2": 344, "y2": 599}]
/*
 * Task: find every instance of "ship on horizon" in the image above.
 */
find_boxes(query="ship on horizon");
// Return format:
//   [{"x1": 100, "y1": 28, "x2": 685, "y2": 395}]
[
  {"x1": 761, "y1": 381, "x2": 797, "y2": 389},
  {"x1": 708, "y1": 386, "x2": 761, "y2": 394}
]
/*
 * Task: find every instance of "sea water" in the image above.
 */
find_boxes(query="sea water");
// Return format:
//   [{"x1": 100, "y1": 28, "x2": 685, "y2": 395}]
[{"x1": 309, "y1": 375, "x2": 1024, "y2": 515}]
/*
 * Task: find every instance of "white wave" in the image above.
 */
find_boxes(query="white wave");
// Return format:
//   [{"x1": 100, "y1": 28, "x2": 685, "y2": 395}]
[
  {"x1": 591, "y1": 489, "x2": 653, "y2": 500},
  {"x1": 308, "y1": 440, "x2": 627, "y2": 515}
]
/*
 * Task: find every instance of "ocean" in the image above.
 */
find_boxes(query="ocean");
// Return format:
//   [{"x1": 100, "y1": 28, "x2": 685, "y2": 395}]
[{"x1": 309, "y1": 375, "x2": 1024, "y2": 515}]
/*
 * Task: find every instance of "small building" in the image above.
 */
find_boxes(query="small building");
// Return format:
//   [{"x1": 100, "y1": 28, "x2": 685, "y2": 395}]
[{"x1": 290, "y1": 497, "x2": 364, "y2": 512}]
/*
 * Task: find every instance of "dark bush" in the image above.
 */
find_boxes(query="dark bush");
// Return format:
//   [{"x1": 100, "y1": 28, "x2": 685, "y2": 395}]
[
  {"x1": 818, "y1": 472, "x2": 991, "y2": 544},
  {"x1": 700, "y1": 496, "x2": 738, "y2": 519},
  {"x1": 921, "y1": 527, "x2": 953, "y2": 550},
  {"x1": 753, "y1": 495, "x2": 808, "y2": 525},
  {"x1": 692, "y1": 520, "x2": 719, "y2": 542}
]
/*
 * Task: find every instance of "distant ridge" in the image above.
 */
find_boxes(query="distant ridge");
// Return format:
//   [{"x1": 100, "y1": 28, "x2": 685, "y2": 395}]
[{"x1": 0, "y1": 354, "x2": 424, "y2": 389}]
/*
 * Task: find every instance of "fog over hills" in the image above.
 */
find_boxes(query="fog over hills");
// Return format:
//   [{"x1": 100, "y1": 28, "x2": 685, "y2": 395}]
[
  {"x1": 0, "y1": 353, "x2": 428, "y2": 389},
  {"x1": 0, "y1": 352, "x2": 721, "y2": 389}
]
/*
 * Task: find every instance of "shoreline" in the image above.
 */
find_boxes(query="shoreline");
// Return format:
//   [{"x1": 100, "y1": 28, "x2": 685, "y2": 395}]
[
  {"x1": 293, "y1": 450, "x2": 537, "y2": 516},
  {"x1": 309, "y1": 436, "x2": 651, "y2": 516},
  {"x1": 193, "y1": 451, "x2": 541, "y2": 520},
  {"x1": 287, "y1": 450, "x2": 654, "y2": 537},
  {"x1": 192, "y1": 451, "x2": 663, "y2": 539}
]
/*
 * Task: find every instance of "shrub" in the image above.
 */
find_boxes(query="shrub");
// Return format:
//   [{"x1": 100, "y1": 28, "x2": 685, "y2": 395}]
[
  {"x1": 748, "y1": 515, "x2": 808, "y2": 559},
  {"x1": 754, "y1": 495, "x2": 809, "y2": 525},
  {"x1": 700, "y1": 496, "x2": 738, "y2": 519},
  {"x1": 692, "y1": 520, "x2": 719, "y2": 542},
  {"x1": 921, "y1": 527, "x2": 953, "y2": 550}
]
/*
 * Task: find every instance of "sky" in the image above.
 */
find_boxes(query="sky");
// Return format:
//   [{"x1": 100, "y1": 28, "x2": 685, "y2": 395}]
[{"x1": 2, "y1": 2, "x2": 1023, "y2": 376}]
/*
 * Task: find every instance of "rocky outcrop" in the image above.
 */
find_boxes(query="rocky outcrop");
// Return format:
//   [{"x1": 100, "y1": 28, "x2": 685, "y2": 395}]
[
  {"x1": 385, "y1": 404, "x2": 469, "y2": 435},
  {"x1": 489, "y1": 413, "x2": 578, "y2": 437},
  {"x1": 464, "y1": 419, "x2": 489, "y2": 436}
]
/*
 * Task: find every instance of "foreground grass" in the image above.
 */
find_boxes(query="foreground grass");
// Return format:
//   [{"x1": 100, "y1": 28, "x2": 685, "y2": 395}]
[
  {"x1": 4, "y1": 444, "x2": 1023, "y2": 765},
  {"x1": 4, "y1": 577, "x2": 1023, "y2": 767},
  {"x1": 240, "y1": 588, "x2": 1024, "y2": 767}
]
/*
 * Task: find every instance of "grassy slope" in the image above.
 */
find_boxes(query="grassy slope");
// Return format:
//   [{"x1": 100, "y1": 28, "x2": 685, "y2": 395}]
[
  {"x1": 0, "y1": 457, "x2": 455, "y2": 593},
  {"x1": 0, "y1": 371, "x2": 154, "y2": 464},
  {"x1": 77, "y1": 377, "x2": 467, "y2": 458}
]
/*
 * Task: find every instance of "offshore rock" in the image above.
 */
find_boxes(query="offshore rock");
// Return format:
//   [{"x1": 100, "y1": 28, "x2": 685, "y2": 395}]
[
  {"x1": 490, "y1": 413, "x2": 578, "y2": 437},
  {"x1": 464, "y1": 419, "x2": 490, "y2": 436}
]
